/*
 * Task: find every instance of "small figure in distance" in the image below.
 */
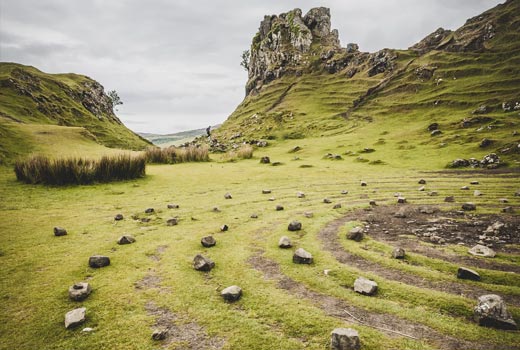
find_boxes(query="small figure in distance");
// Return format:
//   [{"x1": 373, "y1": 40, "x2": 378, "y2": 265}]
[{"x1": 206, "y1": 126, "x2": 211, "y2": 137}]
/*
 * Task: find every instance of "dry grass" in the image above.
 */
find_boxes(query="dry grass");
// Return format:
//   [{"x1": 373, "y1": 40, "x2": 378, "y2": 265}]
[{"x1": 144, "y1": 145, "x2": 209, "y2": 164}]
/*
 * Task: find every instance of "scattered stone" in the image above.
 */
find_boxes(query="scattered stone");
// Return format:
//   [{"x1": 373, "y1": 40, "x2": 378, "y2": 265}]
[
  {"x1": 418, "y1": 179, "x2": 427, "y2": 184},
  {"x1": 166, "y1": 218, "x2": 178, "y2": 226},
  {"x1": 193, "y1": 254, "x2": 215, "y2": 271},
  {"x1": 394, "y1": 207, "x2": 407, "y2": 218},
  {"x1": 330, "y1": 328, "x2": 360, "y2": 350},
  {"x1": 268, "y1": 197, "x2": 276, "y2": 201},
  {"x1": 117, "y1": 235, "x2": 135, "y2": 245},
  {"x1": 145, "y1": 208, "x2": 154, "y2": 214},
  {"x1": 468, "y1": 244, "x2": 496, "y2": 258},
  {"x1": 167, "y1": 204, "x2": 179, "y2": 209},
  {"x1": 224, "y1": 192, "x2": 232, "y2": 199},
  {"x1": 333, "y1": 203, "x2": 342, "y2": 209},
  {"x1": 152, "y1": 328, "x2": 168, "y2": 340},
  {"x1": 479, "y1": 138, "x2": 493, "y2": 148},
  {"x1": 220, "y1": 224, "x2": 229, "y2": 232},
  {"x1": 65, "y1": 307, "x2": 86, "y2": 329},
  {"x1": 502, "y1": 206, "x2": 514, "y2": 213},
  {"x1": 212, "y1": 206, "x2": 221, "y2": 212},
  {"x1": 474, "y1": 294, "x2": 517, "y2": 330},
  {"x1": 474, "y1": 190, "x2": 482, "y2": 197},
  {"x1": 288, "y1": 221, "x2": 302, "y2": 231},
  {"x1": 499, "y1": 198, "x2": 508, "y2": 203},
  {"x1": 473, "y1": 105, "x2": 490, "y2": 114},
  {"x1": 140, "y1": 218, "x2": 151, "y2": 223},
  {"x1": 250, "y1": 213, "x2": 258, "y2": 219},
  {"x1": 431, "y1": 130, "x2": 442, "y2": 136},
  {"x1": 457, "y1": 267, "x2": 481, "y2": 281},
  {"x1": 360, "y1": 181, "x2": 367, "y2": 186},
  {"x1": 462, "y1": 202, "x2": 477, "y2": 211},
  {"x1": 260, "y1": 156, "x2": 270, "y2": 164},
  {"x1": 68, "y1": 282, "x2": 92, "y2": 301},
  {"x1": 290, "y1": 146, "x2": 302, "y2": 153},
  {"x1": 53, "y1": 227, "x2": 67, "y2": 237},
  {"x1": 114, "y1": 214, "x2": 124, "y2": 221},
  {"x1": 275, "y1": 205, "x2": 284, "y2": 211},
  {"x1": 354, "y1": 277, "x2": 378, "y2": 295},
  {"x1": 515, "y1": 190, "x2": 520, "y2": 197},
  {"x1": 341, "y1": 190, "x2": 349, "y2": 195},
  {"x1": 427, "y1": 123, "x2": 439, "y2": 131},
  {"x1": 304, "y1": 212, "x2": 314, "y2": 218},
  {"x1": 392, "y1": 247, "x2": 405, "y2": 259},
  {"x1": 221, "y1": 285, "x2": 242, "y2": 302},
  {"x1": 323, "y1": 198, "x2": 332, "y2": 204},
  {"x1": 347, "y1": 227, "x2": 364, "y2": 242},
  {"x1": 88, "y1": 255, "x2": 110, "y2": 268},
  {"x1": 470, "y1": 181, "x2": 479, "y2": 185},
  {"x1": 271, "y1": 162, "x2": 283, "y2": 166},
  {"x1": 428, "y1": 191, "x2": 438, "y2": 196},
  {"x1": 201, "y1": 236, "x2": 216, "y2": 248},
  {"x1": 262, "y1": 189, "x2": 271, "y2": 194},
  {"x1": 397, "y1": 197, "x2": 407, "y2": 204},
  {"x1": 278, "y1": 236, "x2": 292, "y2": 248},
  {"x1": 297, "y1": 191, "x2": 306, "y2": 198},
  {"x1": 444, "y1": 196, "x2": 455, "y2": 202},
  {"x1": 418, "y1": 186, "x2": 425, "y2": 191},
  {"x1": 369, "y1": 200, "x2": 377, "y2": 206},
  {"x1": 82, "y1": 327, "x2": 94, "y2": 333},
  {"x1": 461, "y1": 186, "x2": 470, "y2": 190},
  {"x1": 293, "y1": 248, "x2": 313, "y2": 264},
  {"x1": 419, "y1": 206, "x2": 436, "y2": 214}
]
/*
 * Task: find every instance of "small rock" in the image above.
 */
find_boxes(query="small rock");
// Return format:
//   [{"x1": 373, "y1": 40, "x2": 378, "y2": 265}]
[
  {"x1": 297, "y1": 191, "x2": 305, "y2": 198},
  {"x1": 468, "y1": 244, "x2": 496, "y2": 257},
  {"x1": 250, "y1": 213, "x2": 258, "y2": 219},
  {"x1": 140, "y1": 218, "x2": 151, "y2": 223},
  {"x1": 461, "y1": 186, "x2": 470, "y2": 190},
  {"x1": 278, "y1": 236, "x2": 292, "y2": 248},
  {"x1": 293, "y1": 248, "x2": 313, "y2": 264},
  {"x1": 220, "y1": 224, "x2": 229, "y2": 232},
  {"x1": 457, "y1": 267, "x2": 481, "y2": 281},
  {"x1": 474, "y1": 294, "x2": 517, "y2": 330},
  {"x1": 88, "y1": 255, "x2": 110, "y2": 268},
  {"x1": 82, "y1": 327, "x2": 93, "y2": 333},
  {"x1": 502, "y1": 206, "x2": 514, "y2": 213},
  {"x1": 193, "y1": 254, "x2": 215, "y2": 271},
  {"x1": 394, "y1": 207, "x2": 407, "y2": 218},
  {"x1": 288, "y1": 221, "x2": 302, "y2": 231},
  {"x1": 354, "y1": 277, "x2": 378, "y2": 295},
  {"x1": 152, "y1": 328, "x2": 168, "y2": 340},
  {"x1": 260, "y1": 156, "x2": 270, "y2": 164},
  {"x1": 212, "y1": 207, "x2": 221, "y2": 212},
  {"x1": 117, "y1": 235, "x2": 135, "y2": 245},
  {"x1": 167, "y1": 204, "x2": 179, "y2": 209},
  {"x1": 444, "y1": 196, "x2": 455, "y2": 202},
  {"x1": 479, "y1": 138, "x2": 493, "y2": 148},
  {"x1": 470, "y1": 181, "x2": 479, "y2": 185},
  {"x1": 418, "y1": 186, "x2": 425, "y2": 191},
  {"x1": 499, "y1": 198, "x2": 508, "y2": 203},
  {"x1": 65, "y1": 307, "x2": 86, "y2": 329},
  {"x1": 341, "y1": 190, "x2": 349, "y2": 195},
  {"x1": 347, "y1": 227, "x2": 364, "y2": 242},
  {"x1": 333, "y1": 203, "x2": 342, "y2": 209},
  {"x1": 54, "y1": 227, "x2": 67, "y2": 236},
  {"x1": 224, "y1": 192, "x2": 232, "y2": 199},
  {"x1": 268, "y1": 197, "x2": 275, "y2": 201},
  {"x1": 166, "y1": 218, "x2": 178, "y2": 226},
  {"x1": 201, "y1": 236, "x2": 216, "y2": 248},
  {"x1": 330, "y1": 328, "x2": 360, "y2": 350},
  {"x1": 369, "y1": 200, "x2": 377, "y2": 206},
  {"x1": 418, "y1": 179, "x2": 427, "y2": 184},
  {"x1": 515, "y1": 190, "x2": 520, "y2": 197},
  {"x1": 221, "y1": 285, "x2": 242, "y2": 302},
  {"x1": 68, "y1": 282, "x2": 92, "y2": 301},
  {"x1": 431, "y1": 129, "x2": 442, "y2": 136},
  {"x1": 474, "y1": 190, "x2": 482, "y2": 197},
  {"x1": 419, "y1": 206, "x2": 436, "y2": 214},
  {"x1": 275, "y1": 205, "x2": 284, "y2": 211},
  {"x1": 462, "y1": 202, "x2": 476, "y2": 211},
  {"x1": 397, "y1": 197, "x2": 407, "y2": 204},
  {"x1": 262, "y1": 189, "x2": 271, "y2": 194},
  {"x1": 360, "y1": 181, "x2": 367, "y2": 187},
  {"x1": 144, "y1": 208, "x2": 154, "y2": 214},
  {"x1": 392, "y1": 248, "x2": 405, "y2": 259},
  {"x1": 427, "y1": 123, "x2": 439, "y2": 131},
  {"x1": 304, "y1": 212, "x2": 314, "y2": 218},
  {"x1": 323, "y1": 198, "x2": 332, "y2": 204},
  {"x1": 114, "y1": 214, "x2": 124, "y2": 221}
]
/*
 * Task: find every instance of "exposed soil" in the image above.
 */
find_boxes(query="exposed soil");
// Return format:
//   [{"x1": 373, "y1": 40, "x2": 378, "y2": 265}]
[
  {"x1": 248, "y1": 254, "x2": 515, "y2": 350},
  {"x1": 318, "y1": 207, "x2": 520, "y2": 306}
]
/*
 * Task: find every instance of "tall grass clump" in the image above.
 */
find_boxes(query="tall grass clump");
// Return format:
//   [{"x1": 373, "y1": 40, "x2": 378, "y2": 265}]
[
  {"x1": 144, "y1": 145, "x2": 209, "y2": 164},
  {"x1": 223, "y1": 144, "x2": 254, "y2": 162},
  {"x1": 14, "y1": 154, "x2": 146, "y2": 185}
]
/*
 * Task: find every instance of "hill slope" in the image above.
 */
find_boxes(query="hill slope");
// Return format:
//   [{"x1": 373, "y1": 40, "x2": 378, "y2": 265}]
[
  {"x1": 213, "y1": 1, "x2": 520, "y2": 167},
  {"x1": 0, "y1": 63, "x2": 150, "y2": 163}
]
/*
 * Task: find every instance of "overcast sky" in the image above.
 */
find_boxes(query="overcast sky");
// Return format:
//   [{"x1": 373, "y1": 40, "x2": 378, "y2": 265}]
[{"x1": 0, "y1": 0, "x2": 502, "y2": 134}]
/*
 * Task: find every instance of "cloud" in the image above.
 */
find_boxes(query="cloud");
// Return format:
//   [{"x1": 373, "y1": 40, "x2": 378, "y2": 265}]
[{"x1": 0, "y1": 0, "x2": 502, "y2": 133}]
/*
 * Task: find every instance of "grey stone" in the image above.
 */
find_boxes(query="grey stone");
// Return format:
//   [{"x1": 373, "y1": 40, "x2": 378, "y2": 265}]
[
  {"x1": 474, "y1": 190, "x2": 482, "y2": 197},
  {"x1": 221, "y1": 285, "x2": 242, "y2": 302},
  {"x1": 250, "y1": 213, "x2": 258, "y2": 219},
  {"x1": 262, "y1": 189, "x2": 272, "y2": 194},
  {"x1": 392, "y1": 247, "x2": 405, "y2": 259},
  {"x1": 304, "y1": 212, "x2": 314, "y2": 218},
  {"x1": 457, "y1": 267, "x2": 481, "y2": 281},
  {"x1": 347, "y1": 227, "x2": 364, "y2": 242},
  {"x1": 297, "y1": 191, "x2": 306, "y2": 198},
  {"x1": 428, "y1": 191, "x2": 438, "y2": 196},
  {"x1": 474, "y1": 294, "x2": 517, "y2": 330},
  {"x1": 354, "y1": 277, "x2": 378, "y2": 295},
  {"x1": 461, "y1": 186, "x2": 470, "y2": 190},
  {"x1": 293, "y1": 248, "x2": 313, "y2": 264},
  {"x1": 394, "y1": 207, "x2": 407, "y2": 218},
  {"x1": 152, "y1": 328, "x2": 168, "y2": 340},
  {"x1": 479, "y1": 138, "x2": 493, "y2": 148},
  {"x1": 499, "y1": 198, "x2": 509, "y2": 203},
  {"x1": 117, "y1": 235, "x2": 135, "y2": 245},
  {"x1": 360, "y1": 181, "x2": 367, "y2": 186},
  {"x1": 418, "y1": 186, "x2": 425, "y2": 191},
  {"x1": 68, "y1": 282, "x2": 92, "y2": 301},
  {"x1": 201, "y1": 236, "x2": 216, "y2": 248},
  {"x1": 323, "y1": 198, "x2": 332, "y2": 204},
  {"x1": 427, "y1": 123, "x2": 438, "y2": 131},
  {"x1": 468, "y1": 244, "x2": 496, "y2": 258},
  {"x1": 397, "y1": 197, "x2": 407, "y2": 204},
  {"x1": 288, "y1": 221, "x2": 302, "y2": 231},
  {"x1": 193, "y1": 254, "x2": 215, "y2": 271},
  {"x1": 145, "y1": 208, "x2": 154, "y2": 213},
  {"x1": 418, "y1": 179, "x2": 427, "y2": 184},
  {"x1": 220, "y1": 224, "x2": 229, "y2": 232},
  {"x1": 114, "y1": 214, "x2": 124, "y2": 221},
  {"x1": 330, "y1": 328, "x2": 360, "y2": 350},
  {"x1": 502, "y1": 206, "x2": 514, "y2": 213},
  {"x1": 166, "y1": 218, "x2": 178, "y2": 226},
  {"x1": 470, "y1": 181, "x2": 480, "y2": 185},
  {"x1": 89, "y1": 255, "x2": 110, "y2": 268},
  {"x1": 333, "y1": 203, "x2": 342, "y2": 209},
  {"x1": 54, "y1": 227, "x2": 67, "y2": 236},
  {"x1": 278, "y1": 236, "x2": 292, "y2": 249},
  {"x1": 224, "y1": 192, "x2": 232, "y2": 199},
  {"x1": 462, "y1": 202, "x2": 476, "y2": 211},
  {"x1": 167, "y1": 204, "x2": 179, "y2": 209},
  {"x1": 212, "y1": 206, "x2": 221, "y2": 212},
  {"x1": 65, "y1": 307, "x2": 86, "y2": 329},
  {"x1": 515, "y1": 190, "x2": 520, "y2": 197},
  {"x1": 276, "y1": 205, "x2": 284, "y2": 211},
  {"x1": 260, "y1": 156, "x2": 270, "y2": 164},
  {"x1": 341, "y1": 190, "x2": 349, "y2": 195},
  {"x1": 444, "y1": 196, "x2": 455, "y2": 202},
  {"x1": 369, "y1": 200, "x2": 377, "y2": 206},
  {"x1": 431, "y1": 129, "x2": 442, "y2": 136},
  {"x1": 268, "y1": 197, "x2": 275, "y2": 201}
]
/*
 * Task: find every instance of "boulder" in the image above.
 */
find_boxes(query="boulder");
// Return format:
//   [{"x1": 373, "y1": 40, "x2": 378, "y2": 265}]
[
  {"x1": 260, "y1": 156, "x2": 270, "y2": 164},
  {"x1": 354, "y1": 277, "x2": 378, "y2": 295},
  {"x1": 224, "y1": 192, "x2": 232, "y2": 199},
  {"x1": 65, "y1": 307, "x2": 86, "y2": 329},
  {"x1": 152, "y1": 328, "x2": 168, "y2": 340},
  {"x1": 457, "y1": 267, "x2": 481, "y2": 281},
  {"x1": 468, "y1": 244, "x2": 496, "y2": 258},
  {"x1": 276, "y1": 205, "x2": 284, "y2": 211},
  {"x1": 193, "y1": 254, "x2": 215, "y2": 271},
  {"x1": 89, "y1": 255, "x2": 110, "y2": 268},
  {"x1": 54, "y1": 227, "x2": 67, "y2": 236},
  {"x1": 117, "y1": 235, "x2": 135, "y2": 245},
  {"x1": 201, "y1": 236, "x2": 216, "y2": 248},
  {"x1": 167, "y1": 204, "x2": 179, "y2": 209},
  {"x1": 333, "y1": 203, "x2": 342, "y2": 209},
  {"x1": 221, "y1": 285, "x2": 242, "y2": 302},
  {"x1": 144, "y1": 208, "x2": 154, "y2": 213},
  {"x1": 418, "y1": 179, "x2": 427, "y2": 184},
  {"x1": 68, "y1": 282, "x2": 92, "y2": 301},
  {"x1": 323, "y1": 198, "x2": 332, "y2": 204},
  {"x1": 278, "y1": 236, "x2": 292, "y2": 249},
  {"x1": 114, "y1": 214, "x2": 124, "y2": 221},
  {"x1": 392, "y1": 247, "x2": 405, "y2": 259},
  {"x1": 288, "y1": 221, "x2": 302, "y2": 231},
  {"x1": 347, "y1": 227, "x2": 364, "y2": 242},
  {"x1": 474, "y1": 294, "x2": 517, "y2": 330},
  {"x1": 462, "y1": 202, "x2": 476, "y2": 211},
  {"x1": 330, "y1": 328, "x2": 360, "y2": 350},
  {"x1": 293, "y1": 248, "x2": 313, "y2": 264},
  {"x1": 360, "y1": 181, "x2": 367, "y2": 187},
  {"x1": 166, "y1": 218, "x2": 178, "y2": 226},
  {"x1": 220, "y1": 224, "x2": 229, "y2": 232}
]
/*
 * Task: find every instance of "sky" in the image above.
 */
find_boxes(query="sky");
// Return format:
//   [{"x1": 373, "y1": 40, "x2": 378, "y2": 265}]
[{"x1": 0, "y1": 0, "x2": 503, "y2": 134}]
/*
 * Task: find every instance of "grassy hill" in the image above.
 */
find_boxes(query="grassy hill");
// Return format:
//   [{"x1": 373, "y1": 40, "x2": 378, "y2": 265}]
[{"x1": 0, "y1": 63, "x2": 150, "y2": 163}]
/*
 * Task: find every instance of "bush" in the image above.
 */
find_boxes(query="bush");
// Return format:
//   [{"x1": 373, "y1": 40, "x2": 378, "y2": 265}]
[
  {"x1": 224, "y1": 144, "x2": 254, "y2": 162},
  {"x1": 144, "y1": 145, "x2": 209, "y2": 164},
  {"x1": 14, "y1": 154, "x2": 146, "y2": 185}
]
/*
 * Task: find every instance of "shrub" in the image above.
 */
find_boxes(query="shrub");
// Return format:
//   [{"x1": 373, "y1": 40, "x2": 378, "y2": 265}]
[
  {"x1": 144, "y1": 145, "x2": 209, "y2": 164},
  {"x1": 14, "y1": 154, "x2": 145, "y2": 185},
  {"x1": 224, "y1": 144, "x2": 254, "y2": 162}
]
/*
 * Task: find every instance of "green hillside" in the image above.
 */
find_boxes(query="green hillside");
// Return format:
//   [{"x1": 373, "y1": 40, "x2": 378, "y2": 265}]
[{"x1": 0, "y1": 63, "x2": 150, "y2": 163}]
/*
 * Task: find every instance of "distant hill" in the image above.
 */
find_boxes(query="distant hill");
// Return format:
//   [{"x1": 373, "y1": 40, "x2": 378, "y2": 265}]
[
  {"x1": 139, "y1": 124, "x2": 221, "y2": 147},
  {"x1": 0, "y1": 63, "x2": 150, "y2": 163}
]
